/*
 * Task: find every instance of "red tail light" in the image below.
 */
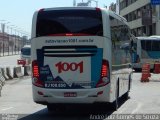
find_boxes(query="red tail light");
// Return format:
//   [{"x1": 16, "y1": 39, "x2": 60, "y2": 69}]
[
  {"x1": 48, "y1": 33, "x2": 93, "y2": 36},
  {"x1": 32, "y1": 60, "x2": 43, "y2": 87},
  {"x1": 96, "y1": 60, "x2": 110, "y2": 88}
]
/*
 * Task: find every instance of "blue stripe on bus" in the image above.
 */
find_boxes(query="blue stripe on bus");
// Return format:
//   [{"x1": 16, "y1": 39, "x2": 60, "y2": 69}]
[
  {"x1": 147, "y1": 51, "x2": 160, "y2": 59},
  {"x1": 91, "y1": 48, "x2": 103, "y2": 88}
]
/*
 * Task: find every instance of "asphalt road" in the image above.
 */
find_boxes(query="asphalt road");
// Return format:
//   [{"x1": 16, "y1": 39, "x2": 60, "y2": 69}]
[{"x1": 0, "y1": 73, "x2": 160, "y2": 120}]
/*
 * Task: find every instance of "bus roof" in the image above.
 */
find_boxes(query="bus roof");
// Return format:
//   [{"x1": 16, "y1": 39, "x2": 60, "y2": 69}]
[
  {"x1": 149, "y1": 35, "x2": 160, "y2": 38},
  {"x1": 38, "y1": 7, "x2": 99, "y2": 12},
  {"x1": 38, "y1": 7, "x2": 126, "y2": 22},
  {"x1": 22, "y1": 45, "x2": 31, "y2": 48},
  {"x1": 37, "y1": 7, "x2": 125, "y2": 22},
  {"x1": 136, "y1": 36, "x2": 160, "y2": 41}
]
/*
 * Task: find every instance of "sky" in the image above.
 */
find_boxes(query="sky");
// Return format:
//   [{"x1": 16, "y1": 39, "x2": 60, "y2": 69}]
[{"x1": 0, "y1": 0, "x2": 116, "y2": 36}]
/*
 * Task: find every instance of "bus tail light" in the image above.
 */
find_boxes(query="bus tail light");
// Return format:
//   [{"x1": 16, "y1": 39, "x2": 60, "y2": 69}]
[
  {"x1": 48, "y1": 33, "x2": 93, "y2": 36},
  {"x1": 96, "y1": 60, "x2": 110, "y2": 88},
  {"x1": 32, "y1": 60, "x2": 43, "y2": 87}
]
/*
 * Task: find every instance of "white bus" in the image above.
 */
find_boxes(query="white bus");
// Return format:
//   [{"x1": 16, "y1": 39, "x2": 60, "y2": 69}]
[
  {"x1": 31, "y1": 7, "x2": 133, "y2": 111},
  {"x1": 131, "y1": 36, "x2": 160, "y2": 71}
]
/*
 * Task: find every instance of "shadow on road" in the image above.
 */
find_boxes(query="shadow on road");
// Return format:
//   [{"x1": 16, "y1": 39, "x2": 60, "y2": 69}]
[
  {"x1": 18, "y1": 105, "x2": 112, "y2": 120},
  {"x1": 18, "y1": 97, "x2": 128, "y2": 120}
]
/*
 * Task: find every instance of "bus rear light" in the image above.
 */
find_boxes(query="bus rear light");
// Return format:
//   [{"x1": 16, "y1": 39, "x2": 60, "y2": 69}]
[
  {"x1": 96, "y1": 60, "x2": 110, "y2": 88},
  {"x1": 48, "y1": 33, "x2": 93, "y2": 36},
  {"x1": 32, "y1": 60, "x2": 43, "y2": 87},
  {"x1": 32, "y1": 60, "x2": 39, "y2": 77},
  {"x1": 66, "y1": 33, "x2": 73, "y2": 36}
]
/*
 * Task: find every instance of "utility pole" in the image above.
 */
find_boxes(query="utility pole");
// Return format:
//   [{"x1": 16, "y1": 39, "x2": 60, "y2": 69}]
[{"x1": 1, "y1": 21, "x2": 10, "y2": 56}]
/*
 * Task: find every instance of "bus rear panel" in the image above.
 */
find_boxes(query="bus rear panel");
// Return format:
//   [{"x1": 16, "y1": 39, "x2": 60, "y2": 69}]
[{"x1": 31, "y1": 8, "x2": 111, "y2": 104}]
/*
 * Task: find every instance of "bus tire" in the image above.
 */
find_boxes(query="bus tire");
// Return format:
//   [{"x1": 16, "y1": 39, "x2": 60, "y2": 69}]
[
  {"x1": 128, "y1": 73, "x2": 132, "y2": 91},
  {"x1": 123, "y1": 74, "x2": 132, "y2": 100},
  {"x1": 47, "y1": 104, "x2": 66, "y2": 113},
  {"x1": 47, "y1": 104, "x2": 54, "y2": 112},
  {"x1": 123, "y1": 92, "x2": 129, "y2": 100},
  {"x1": 112, "y1": 79, "x2": 119, "y2": 111},
  {"x1": 123, "y1": 74, "x2": 131, "y2": 100}
]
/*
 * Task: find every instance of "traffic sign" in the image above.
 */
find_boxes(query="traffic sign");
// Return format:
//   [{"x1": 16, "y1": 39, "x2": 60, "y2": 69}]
[{"x1": 151, "y1": 0, "x2": 160, "y2": 5}]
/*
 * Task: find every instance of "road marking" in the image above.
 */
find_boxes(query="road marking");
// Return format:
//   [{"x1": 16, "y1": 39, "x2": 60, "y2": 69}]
[
  {"x1": 118, "y1": 105, "x2": 128, "y2": 114},
  {"x1": 131, "y1": 103, "x2": 142, "y2": 114},
  {"x1": 2, "y1": 107, "x2": 13, "y2": 111}
]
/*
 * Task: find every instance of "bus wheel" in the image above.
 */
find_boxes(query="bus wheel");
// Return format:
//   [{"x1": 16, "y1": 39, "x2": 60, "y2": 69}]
[
  {"x1": 47, "y1": 104, "x2": 54, "y2": 112},
  {"x1": 124, "y1": 74, "x2": 131, "y2": 100},
  {"x1": 123, "y1": 92, "x2": 129, "y2": 100},
  {"x1": 47, "y1": 104, "x2": 66, "y2": 113}
]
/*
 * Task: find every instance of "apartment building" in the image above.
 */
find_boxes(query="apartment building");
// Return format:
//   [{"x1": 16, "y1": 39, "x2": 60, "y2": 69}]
[{"x1": 119, "y1": 0, "x2": 160, "y2": 36}]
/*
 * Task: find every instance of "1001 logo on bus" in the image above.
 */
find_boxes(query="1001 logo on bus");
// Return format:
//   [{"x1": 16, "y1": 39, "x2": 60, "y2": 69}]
[{"x1": 55, "y1": 61, "x2": 83, "y2": 73}]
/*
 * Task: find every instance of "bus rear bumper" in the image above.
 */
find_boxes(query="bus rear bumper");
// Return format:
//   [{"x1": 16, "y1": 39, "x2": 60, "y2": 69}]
[{"x1": 32, "y1": 85, "x2": 111, "y2": 105}]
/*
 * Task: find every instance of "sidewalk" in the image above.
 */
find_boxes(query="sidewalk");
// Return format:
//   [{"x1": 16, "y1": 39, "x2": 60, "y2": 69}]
[{"x1": 0, "y1": 51, "x2": 20, "y2": 57}]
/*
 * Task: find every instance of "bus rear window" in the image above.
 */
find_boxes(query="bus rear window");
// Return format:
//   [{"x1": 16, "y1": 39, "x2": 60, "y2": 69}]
[
  {"x1": 36, "y1": 9, "x2": 103, "y2": 37},
  {"x1": 141, "y1": 40, "x2": 160, "y2": 51},
  {"x1": 21, "y1": 48, "x2": 31, "y2": 55}
]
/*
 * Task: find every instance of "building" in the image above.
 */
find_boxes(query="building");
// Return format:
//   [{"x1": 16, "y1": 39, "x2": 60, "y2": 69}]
[
  {"x1": 0, "y1": 32, "x2": 9, "y2": 53},
  {"x1": 119, "y1": 0, "x2": 160, "y2": 36},
  {"x1": 109, "y1": 2, "x2": 116, "y2": 12},
  {"x1": 0, "y1": 32, "x2": 25, "y2": 54}
]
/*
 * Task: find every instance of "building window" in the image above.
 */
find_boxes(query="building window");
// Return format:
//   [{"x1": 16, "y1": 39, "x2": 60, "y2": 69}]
[
  {"x1": 137, "y1": 9, "x2": 141, "y2": 18},
  {"x1": 142, "y1": 26, "x2": 146, "y2": 36},
  {"x1": 133, "y1": 11, "x2": 137, "y2": 20},
  {"x1": 152, "y1": 5, "x2": 156, "y2": 16},
  {"x1": 120, "y1": 0, "x2": 138, "y2": 10}
]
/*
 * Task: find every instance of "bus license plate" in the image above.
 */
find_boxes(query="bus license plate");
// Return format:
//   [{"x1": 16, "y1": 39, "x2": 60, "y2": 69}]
[{"x1": 64, "y1": 92, "x2": 77, "y2": 97}]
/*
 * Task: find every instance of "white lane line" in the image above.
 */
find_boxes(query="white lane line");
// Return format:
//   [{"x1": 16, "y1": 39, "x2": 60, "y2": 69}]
[
  {"x1": 131, "y1": 103, "x2": 142, "y2": 114},
  {"x1": 1, "y1": 107, "x2": 13, "y2": 111},
  {"x1": 118, "y1": 105, "x2": 128, "y2": 114}
]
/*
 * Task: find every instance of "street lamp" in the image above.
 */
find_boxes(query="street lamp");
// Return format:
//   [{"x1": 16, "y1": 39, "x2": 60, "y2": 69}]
[
  {"x1": 0, "y1": 21, "x2": 10, "y2": 56},
  {"x1": 10, "y1": 25, "x2": 18, "y2": 54}
]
